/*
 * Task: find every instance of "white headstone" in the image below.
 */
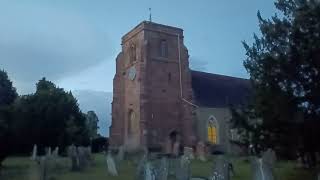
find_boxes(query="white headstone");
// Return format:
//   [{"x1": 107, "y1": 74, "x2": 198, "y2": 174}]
[
  {"x1": 47, "y1": 147, "x2": 51, "y2": 157},
  {"x1": 106, "y1": 151, "x2": 118, "y2": 176},
  {"x1": 145, "y1": 162, "x2": 156, "y2": 180},
  {"x1": 31, "y1": 144, "x2": 37, "y2": 161},
  {"x1": 251, "y1": 156, "x2": 275, "y2": 180},
  {"x1": 52, "y1": 147, "x2": 59, "y2": 158},
  {"x1": 117, "y1": 146, "x2": 125, "y2": 162}
]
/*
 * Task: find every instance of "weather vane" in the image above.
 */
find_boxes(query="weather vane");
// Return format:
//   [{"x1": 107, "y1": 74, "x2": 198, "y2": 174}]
[{"x1": 149, "y1": 8, "x2": 152, "y2": 22}]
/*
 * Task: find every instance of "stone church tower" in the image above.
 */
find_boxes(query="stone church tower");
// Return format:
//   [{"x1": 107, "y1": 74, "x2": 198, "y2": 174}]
[{"x1": 109, "y1": 21, "x2": 195, "y2": 150}]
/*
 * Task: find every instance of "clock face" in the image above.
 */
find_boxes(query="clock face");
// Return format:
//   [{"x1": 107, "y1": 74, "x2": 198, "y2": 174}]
[{"x1": 128, "y1": 66, "x2": 136, "y2": 81}]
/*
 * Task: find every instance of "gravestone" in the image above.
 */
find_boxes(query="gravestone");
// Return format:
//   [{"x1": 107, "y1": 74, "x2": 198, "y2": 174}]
[
  {"x1": 77, "y1": 146, "x2": 87, "y2": 171},
  {"x1": 156, "y1": 157, "x2": 169, "y2": 180},
  {"x1": 31, "y1": 144, "x2": 37, "y2": 161},
  {"x1": 117, "y1": 145, "x2": 125, "y2": 162},
  {"x1": 145, "y1": 162, "x2": 156, "y2": 180},
  {"x1": 164, "y1": 138, "x2": 172, "y2": 154},
  {"x1": 209, "y1": 155, "x2": 230, "y2": 180},
  {"x1": 106, "y1": 151, "x2": 118, "y2": 176},
  {"x1": 175, "y1": 155, "x2": 191, "y2": 180},
  {"x1": 184, "y1": 147, "x2": 194, "y2": 160},
  {"x1": 296, "y1": 152, "x2": 304, "y2": 168},
  {"x1": 250, "y1": 156, "x2": 275, "y2": 180},
  {"x1": 172, "y1": 141, "x2": 180, "y2": 157},
  {"x1": 136, "y1": 149, "x2": 148, "y2": 180},
  {"x1": 52, "y1": 147, "x2": 59, "y2": 158},
  {"x1": 196, "y1": 142, "x2": 207, "y2": 162},
  {"x1": 262, "y1": 148, "x2": 277, "y2": 166},
  {"x1": 84, "y1": 146, "x2": 92, "y2": 165},
  {"x1": 39, "y1": 156, "x2": 48, "y2": 180},
  {"x1": 47, "y1": 147, "x2": 51, "y2": 157},
  {"x1": 68, "y1": 145, "x2": 79, "y2": 171}
]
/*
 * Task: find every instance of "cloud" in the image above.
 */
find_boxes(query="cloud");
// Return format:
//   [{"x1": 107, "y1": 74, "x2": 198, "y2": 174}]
[
  {"x1": 73, "y1": 90, "x2": 112, "y2": 137},
  {"x1": 0, "y1": 1, "x2": 114, "y2": 93},
  {"x1": 189, "y1": 56, "x2": 209, "y2": 71}
]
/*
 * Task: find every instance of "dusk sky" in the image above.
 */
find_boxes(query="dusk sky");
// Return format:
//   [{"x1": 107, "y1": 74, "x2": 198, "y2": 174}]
[
  {"x1": 0, "y1": 0, "x2": 277, "y2": 135},
  {"x1": 0, "y1": 0, "x2": 277, "y2": 94}
]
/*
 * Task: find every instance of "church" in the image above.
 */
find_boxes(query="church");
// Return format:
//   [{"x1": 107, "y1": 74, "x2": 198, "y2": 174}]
[{"x1": 109, "y1": 21, "x2": 251, "y2": 154}]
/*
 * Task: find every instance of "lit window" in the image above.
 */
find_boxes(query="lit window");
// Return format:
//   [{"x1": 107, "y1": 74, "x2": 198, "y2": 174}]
[{"x1": 208, "y1": 125, "x2": 217, "y2": 144}]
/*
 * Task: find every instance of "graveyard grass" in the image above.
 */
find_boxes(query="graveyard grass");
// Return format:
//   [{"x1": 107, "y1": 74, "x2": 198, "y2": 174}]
[{"x1": 1, "y1": 154, "x2": 317, "y2": 180}]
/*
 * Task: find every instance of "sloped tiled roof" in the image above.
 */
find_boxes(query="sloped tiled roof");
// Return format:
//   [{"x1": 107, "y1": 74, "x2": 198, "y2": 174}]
[{"x1": 191, "y1": 70, "x2": 252, "y2": 108}]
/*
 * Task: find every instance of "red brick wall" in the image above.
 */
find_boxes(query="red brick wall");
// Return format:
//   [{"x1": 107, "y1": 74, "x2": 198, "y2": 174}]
[{"x1": 110, "y1": 22, "x2": 195, "y2": 149}]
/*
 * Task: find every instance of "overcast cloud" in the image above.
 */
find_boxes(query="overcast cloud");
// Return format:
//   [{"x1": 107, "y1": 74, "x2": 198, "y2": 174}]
[{"x1": 0, "y1": 1, "x2": 114, "y2": 94}]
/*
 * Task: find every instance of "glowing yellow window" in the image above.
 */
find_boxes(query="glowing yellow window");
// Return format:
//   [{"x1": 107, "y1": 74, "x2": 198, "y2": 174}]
[{"x1": 208, "y1": 125, "x2": 217, "y2": 144}]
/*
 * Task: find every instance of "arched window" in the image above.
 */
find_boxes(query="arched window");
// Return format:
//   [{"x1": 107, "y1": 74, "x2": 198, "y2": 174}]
[
  {"x1": 160, "y1": 39, "x2": 168, "y2": 57},
  {"x1": 128, "y1": 110, "x2": 137, "y2": 134},
  {"x1": 208, "y1": 116, "x2": 218, "y2": 144},
  {"x1": 130, "y1": 43, "x2": 136, "y2": 63}
]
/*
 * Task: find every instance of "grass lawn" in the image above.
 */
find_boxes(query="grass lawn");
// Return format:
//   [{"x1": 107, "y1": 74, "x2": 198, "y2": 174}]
[{"x1": 0, "y1": 154, "x2": 316, "y2": 180}]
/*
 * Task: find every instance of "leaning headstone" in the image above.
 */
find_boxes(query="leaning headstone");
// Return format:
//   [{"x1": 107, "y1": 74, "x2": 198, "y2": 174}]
[
  {"x1": 209, "y1": 155, "x2": 230, "y2": 180},
  {"x1": 145, "y1": 161, "x2": 156, "y2": 180},
  {"x1": 250, "y1": 156, "x2": 275, "y2": 180},
  {"x1": 196, "y1": 142, "x2": 207, "y2": 162},
  {"x1": 184, "y1": 147, "x2": 194, "y2": 160},
  {"x1": 117, "y1": 146, "x2": 125, "y2": 162},
  {"x1": 175, "y1": 155, "x2": 191, "y2": 180},
  {"x1": 106, "y1": 151, "x2": 118, "y2": 176},
  {"x1": 31, "y1": 144, "x2": 37, "y2": 161}
]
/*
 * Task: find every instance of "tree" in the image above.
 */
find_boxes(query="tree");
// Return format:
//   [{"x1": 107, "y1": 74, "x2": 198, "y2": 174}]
[
  {"x1": 11, "y1": 78, "x2": 90, "y2": 154},
  {"x1": 0, "y1": 70, "x2": 17, "y2": 165},
  {"x1": 85, "y1": 111, "x2": 99, "y2": 139},
  {"x1": 231, "y1": 0, "x2": 320, "y2": 165}
]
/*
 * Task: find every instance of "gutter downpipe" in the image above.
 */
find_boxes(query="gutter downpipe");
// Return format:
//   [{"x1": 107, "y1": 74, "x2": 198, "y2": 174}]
[{"x1": 177, "y1": 34, "x2": 199, "y2": 108}]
